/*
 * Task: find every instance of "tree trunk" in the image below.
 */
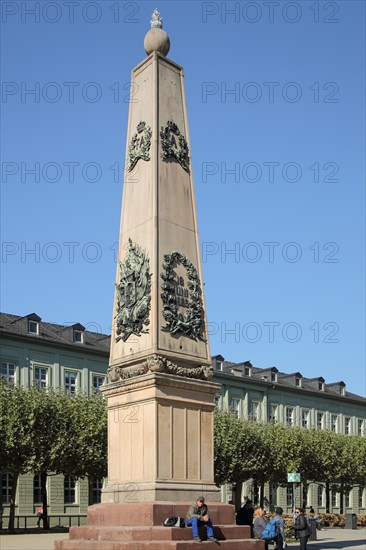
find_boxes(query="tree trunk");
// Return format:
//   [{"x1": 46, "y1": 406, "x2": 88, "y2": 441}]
[
  {"x1": 302, "y1": 481, "x2": 308, "y2": 509},
  {"x1": 339, "y1": 483, "x2": 344, "y2": 514},
  {"x1": 325, "y1": 481, "x2": 330, "y2": 513},
  {"x1": 88, "y1": 477, "x2": 94, "y2": 506},
  {"x1": 41, "y1": 471, "x2": 49, "y2": 530},
  {"x1": 253, "y1": 480, "x2": 259, "y2": 506},
  {"x1": 234, "y1": 481, "x2": 243, "y2": 512},
  {"x1": 259, "y1": 482, "x2": 265, "y2": 507},
  {"x1": 7, "y1": 472, "x2": 19, "y2": 533}
]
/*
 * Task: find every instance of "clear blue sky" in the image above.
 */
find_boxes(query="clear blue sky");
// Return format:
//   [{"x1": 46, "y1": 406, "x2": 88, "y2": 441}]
[{"x1": 1, "y1": 1, "x2": 365, "y2": 396}]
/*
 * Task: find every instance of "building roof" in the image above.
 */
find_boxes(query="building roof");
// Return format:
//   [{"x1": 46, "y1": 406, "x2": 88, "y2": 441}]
[
  {"x1": 0, "y1": 312, "x2": 110, "y2": 354},
  {"x1": 211, "y1": 355, "x2": 366, "y2": 404},
  {"x1": 1, "y1": 313, "x2": 365, "y2": 405}
]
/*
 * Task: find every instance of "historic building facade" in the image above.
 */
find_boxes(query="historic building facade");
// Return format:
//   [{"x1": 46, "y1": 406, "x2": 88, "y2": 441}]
[
  {"x1": 1, "y1": 312, "x2": 365, "y2": 524},
  {"x1": 212, "y1": 355, "x2": 366, "y2": 513},
  {"x1": 0, "y1": 312, "x2": 110, "y2": 525}
]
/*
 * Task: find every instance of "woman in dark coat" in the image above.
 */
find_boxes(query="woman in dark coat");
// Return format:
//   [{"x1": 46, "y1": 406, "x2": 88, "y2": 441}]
[
  {"x1": 294, "y1": 508, "x2": 311, "y2": 550},
  {"x1": 236, "y1": 500, "x2": 254, "y2": 536}
]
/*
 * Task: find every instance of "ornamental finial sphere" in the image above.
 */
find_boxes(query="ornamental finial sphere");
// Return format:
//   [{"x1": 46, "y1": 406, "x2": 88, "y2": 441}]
[{"x1": 144, "y1": 9, "x2": 170, "y2": 57}]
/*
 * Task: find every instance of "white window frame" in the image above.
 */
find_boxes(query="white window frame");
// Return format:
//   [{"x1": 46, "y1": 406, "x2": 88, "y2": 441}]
[
  {"x1": 345, "y1": 417, "x2": 352, "y2": 435},
  {"x1": 331, "y1": 414, "x2": 338, "y2": 433},
  {"x1": 64, "y1": 476, "x2": 77, "y2": 504},
  {"x1": 331, "y1": 489, "x2": 338, "y2": 508},
  {"x1": 28, "y1": 319, "x2": 39, "y2": 334},
  {"x1": 73, "y1": 329, "x2": 84, "y2": 343},
  {"x1": 318, "y1": 381, "x2": 324, "y2": 391},
  {"x1": 301, "y1": 409, "x2": 310, "y2": 428},
  {"x1": 316, "y1": 412, "x2": 324, "y2": 430},
  {"x1": 271, "y1": 372, "x2": 277, "y2": 383},
  {"x1": 231, "y1": 398, "x2": 240, "y2": 419},
  {"x1": 34, "y1": 366, "x2": 49, "y2": 389},
  {"x1": 249, "y1": 401, "x2": 259, "y2": 421},
  {"x1": 295, "y1": 376, "x2": 302, "y2": 387},
  {"x1": 92, "y1": 374, "x2": 105, "y2": 393},
  {"x1": 216, "y1": 360, "x2": 223, "y2": 371},
  {"x1": 269, "y1": 403, "x2": 278, "y2": 423},
  {"x1": 358, "y1": 419, "x2": 364, "y2": 436},
  {"x1": 64, "y1": 370, "x2": 79, "y2": 395},
  {"x1": 244, "y1": 367, "x2": 251, "y2": 376},
  {"x1": 269, "y1": 482, "x2": 277, "y2": 506},
  {"x1": 286, "y1": 406, "x2": 294, "y2": 426},
  {"x1": 1, "y1": 362, "x2": 16, "y2": 384}
]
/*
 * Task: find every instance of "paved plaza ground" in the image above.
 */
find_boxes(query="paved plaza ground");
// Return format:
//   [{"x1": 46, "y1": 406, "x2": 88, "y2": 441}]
[{"x1": 0, "y1": 528, "x2": 365, "y2": 550}]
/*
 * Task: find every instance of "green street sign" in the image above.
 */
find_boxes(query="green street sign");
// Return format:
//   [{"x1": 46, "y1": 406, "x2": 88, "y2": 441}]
[{"x1": 288, "y1": 473, "x2": 301, "y2": 482}]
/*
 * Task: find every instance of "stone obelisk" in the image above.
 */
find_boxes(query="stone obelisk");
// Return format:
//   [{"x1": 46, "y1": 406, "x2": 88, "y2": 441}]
[
  {"x1": 55, "y1": 11, "x2": 264, "y2": 549},
  {"x1": 102, "y1": 9, "x2": 219, "y2": 504}
]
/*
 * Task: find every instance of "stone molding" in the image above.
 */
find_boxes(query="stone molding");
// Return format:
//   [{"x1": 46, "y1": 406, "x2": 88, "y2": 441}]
[
  {"x1": 108, "y1": 354, "x2": 213, "y2": 384},
  {"x1": 103, "y1": 369, "x2": 220, "y2": 398}
]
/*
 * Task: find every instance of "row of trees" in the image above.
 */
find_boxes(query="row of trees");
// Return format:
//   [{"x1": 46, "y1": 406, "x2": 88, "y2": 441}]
[
  {"x1": 214, "y1": 411, "x2": 366, "y2": 512},
  {"x1": 1, "y1": 382, "x2": 365, "y2": 531},
  {"x1": 0, "y1": 381, "x2": 107, "y2": 532}
]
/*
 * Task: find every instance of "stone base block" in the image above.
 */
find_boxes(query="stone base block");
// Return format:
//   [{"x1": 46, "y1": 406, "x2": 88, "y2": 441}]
[
  {"x1": 55, "y1": 502, "x2": 264, "y2": 550},
  {"x1": 102, "y1": 482, "x2": 221, "y2": 504}
]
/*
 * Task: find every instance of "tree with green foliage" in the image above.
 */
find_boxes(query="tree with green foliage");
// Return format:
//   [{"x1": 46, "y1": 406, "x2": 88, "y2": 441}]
[
  {"x1": 0, "y1": 381, "x2": 35, "y2": 532},
  {"x1": 214, "y1": 410, "x2": 366, "y2": 512},
  {"x1": 1, "y1": 382, "x2": 107, "y2": 531}
]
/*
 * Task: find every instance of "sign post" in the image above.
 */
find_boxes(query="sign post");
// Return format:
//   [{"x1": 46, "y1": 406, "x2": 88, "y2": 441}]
[{"x1": 287, "y1": 473, "x2": 301, "y2": 513}]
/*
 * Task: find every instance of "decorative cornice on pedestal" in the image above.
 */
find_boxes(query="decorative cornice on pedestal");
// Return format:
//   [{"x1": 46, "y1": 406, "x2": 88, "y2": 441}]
[
  {"x1": 107, "y1": 354, "x2": 213, "y2": 383},
  {"x1": 103, "y1": 370, "x2": 220, "y2": 398}
]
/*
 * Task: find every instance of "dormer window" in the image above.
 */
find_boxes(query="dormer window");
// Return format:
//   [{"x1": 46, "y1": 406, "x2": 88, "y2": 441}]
[
  {"x1": 73, "y1": 329, "x2": 84, "y2": 343},
  {"x1": 271, "y1": 372, "x2": 277, "y2": 383},
  {"x1": 295, "y1": 376, "x2": 301, "y2": 387},
  {"x1": 72, "y1": 323, "x2": 85, "y2": 343},
  {"x1": 28, "y1": 319, "x2": 39, "y2": 334},
  {"x1": 216, "y1": 360, "x2": 223, "y2": 371},
  {"x1": 318, "y1": 381, "x2": 324, "y2": 391},
  {"x1": 244, "y1": 367, "x2": 251, "y2": 376},
  {"x1": 340, "y1": 385, "x2": 346, "y2": 396}
]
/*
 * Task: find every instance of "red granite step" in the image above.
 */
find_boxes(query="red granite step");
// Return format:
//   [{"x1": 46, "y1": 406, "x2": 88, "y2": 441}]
[
  {"x1": 87, "y1": 502, "x2": 236, "y2": 527},
  {"x1": 55, "y1": 539, "x2": 263, "y2": 550},
  {"x1": 69, "y1": 524, "x2": 249, "y2": 541}
]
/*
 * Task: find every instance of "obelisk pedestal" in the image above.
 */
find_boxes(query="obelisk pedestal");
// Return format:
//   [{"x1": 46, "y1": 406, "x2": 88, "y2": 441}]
[{"x1": 101, "y1": 373, "x2": 221, "y2": 504}]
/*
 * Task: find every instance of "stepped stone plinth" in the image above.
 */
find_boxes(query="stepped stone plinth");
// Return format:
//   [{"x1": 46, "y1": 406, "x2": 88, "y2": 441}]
[{"x1": 55, "y1": 502, "x2": 263, "y2": 549}]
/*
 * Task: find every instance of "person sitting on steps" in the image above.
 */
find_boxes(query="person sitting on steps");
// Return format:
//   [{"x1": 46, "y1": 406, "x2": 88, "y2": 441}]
[{"x1": 185, "y1": 496, "x2": 217, "y2": 543}]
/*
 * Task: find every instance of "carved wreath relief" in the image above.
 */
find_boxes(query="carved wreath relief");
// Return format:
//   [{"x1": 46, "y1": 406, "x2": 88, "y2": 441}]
[
  {"x1": 128, "y1": 121, "x2": 152, "y2": 172},
  {"x1": 115, "y1": 238, "x2": 151, "y2": 342},
  {"x1": 160, "y1": 120, "x2": 190, "y2": 171},
  {"x1": 161, "y1": 251, "x2": 205, "y2": 341}
]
